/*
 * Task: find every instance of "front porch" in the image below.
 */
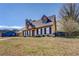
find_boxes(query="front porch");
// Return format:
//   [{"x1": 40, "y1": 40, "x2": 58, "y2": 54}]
[{"x1": 23, "y1": 26, "x2": 54, "y2": 37}]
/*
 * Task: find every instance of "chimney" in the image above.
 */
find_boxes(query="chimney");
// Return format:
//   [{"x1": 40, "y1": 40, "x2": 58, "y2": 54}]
[{"x1": 53, "y1": 15, "x2": 57, "y2": 36}]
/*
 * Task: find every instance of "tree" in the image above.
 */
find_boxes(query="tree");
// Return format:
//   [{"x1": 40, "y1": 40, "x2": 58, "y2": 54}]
[
  {"x1": 60, "y1": 3, "x2": 79, "y2": 22},
  {"x1": 60, "y1": 19, "x2": 79, "y2": 36},
  {"x1": 59, "y1": 3, "x2": 79, "y2": 36}
]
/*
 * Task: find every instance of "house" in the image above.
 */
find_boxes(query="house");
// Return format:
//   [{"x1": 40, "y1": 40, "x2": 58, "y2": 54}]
[{"x1": 18, "y1": 15, "x2": 57, "y2": 37}]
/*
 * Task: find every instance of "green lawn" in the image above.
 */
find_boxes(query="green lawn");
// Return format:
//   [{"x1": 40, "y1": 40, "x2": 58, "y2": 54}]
[{"x1": 0, "y1": 37, "x2": 79, "y2": 56}]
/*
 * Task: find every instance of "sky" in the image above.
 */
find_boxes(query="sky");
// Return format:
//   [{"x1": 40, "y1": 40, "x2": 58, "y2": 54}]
[{"x1": 0, "y1": 3, "x2": 62, "y2": 29}]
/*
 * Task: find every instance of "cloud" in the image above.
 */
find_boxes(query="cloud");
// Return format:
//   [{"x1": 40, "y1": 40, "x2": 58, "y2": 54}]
[{"x1": 0, "y1": 25, "x2": 23, "y2": 29}]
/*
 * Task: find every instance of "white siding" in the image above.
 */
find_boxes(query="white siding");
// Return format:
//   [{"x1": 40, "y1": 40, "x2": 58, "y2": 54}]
[
  {"x1": 25, "y1": 31, "x2": 27, "y2": 36},
  {"x1": 23, "y1": 31, "x2": 26, "y2": 37},
  {"x1": 42, "y1": 28, "x2": 44, "y2": 35},
  {"x1": 25, "y1": 31, "x2": 28, "y2": 37},
  {"x1": 29, "y1": 30, "x2": 32, "y2": 36},
  {"x1": 52, "y1": 30, "x2": 54, "y2": 34},
  {"x1": 28, "y1": 31, "x2": 30, "y2": 36},
  {"x1": 35, "y1": 30, "x2": 37, "y2": 36},
  {"x1": 46, "y1": 27, "x2": 50, "y2": 34},
  {"x1": 38, "y1": 28, "x2": 41, "y2": 35},
  {"x1": 30, "y1": 30, "x2": 32, "y2": 36}
]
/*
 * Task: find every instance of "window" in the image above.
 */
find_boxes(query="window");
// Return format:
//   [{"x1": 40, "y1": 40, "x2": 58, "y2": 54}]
[
  {"x1": 44, "y1": 28, "x2": 46, "y2": 34},
  {"x1": 49, "y1": 26, "x2": 52, "y2": 34},
  {"x1": 32, "y1": 30, "x2": 35, "y2": 36},
  {"x1": 41, "y1": 28, "x2": 42, "y2": 35},
  {"x1": 36, "y1": 29, "x2": 38, "y2": 35}
]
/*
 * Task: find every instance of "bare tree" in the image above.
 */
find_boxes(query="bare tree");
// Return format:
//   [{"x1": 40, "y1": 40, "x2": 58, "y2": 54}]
[
  {"x1": 59, "y1": 3, "x2": 79, "y2": 37},
  {"x1": 60, "y1": 3, "x2": 79, "y2": 22}
]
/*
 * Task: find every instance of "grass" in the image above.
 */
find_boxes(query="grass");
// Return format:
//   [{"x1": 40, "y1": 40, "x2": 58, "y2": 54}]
[{"x1": 0, "y1": 37, "x2": 79, "y2": 56}]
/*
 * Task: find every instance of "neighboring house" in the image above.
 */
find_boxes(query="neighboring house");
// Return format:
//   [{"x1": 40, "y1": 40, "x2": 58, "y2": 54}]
[{"x1": 19, "y1": 15, "x2": 57, "y2": 37}]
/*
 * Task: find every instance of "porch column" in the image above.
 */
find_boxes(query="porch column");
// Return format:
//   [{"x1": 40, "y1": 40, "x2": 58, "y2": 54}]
[
  {"x1": 23, "y1": 30, "x2": 26, "y2": 37},
  {"x1": 38, "y1": 28, "x2": 41, "y2": 35},
  {"x1": 42, "y1": 28, "x2": 44, "y2": 35},
  {"x1": 35, "y1": 29, "x2": 37, "y2": 36}
]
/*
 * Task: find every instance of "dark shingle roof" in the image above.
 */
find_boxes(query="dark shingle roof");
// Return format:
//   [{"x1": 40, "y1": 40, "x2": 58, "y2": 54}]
[
  {"x1": 32, "y1": 20, "x2": 52, "y2": 28},
  {"x1": 28, "y1": 15, "x2": 55, "y2": 29}
]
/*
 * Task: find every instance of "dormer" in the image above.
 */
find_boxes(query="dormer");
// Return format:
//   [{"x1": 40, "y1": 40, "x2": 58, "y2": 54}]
[
  {"x1": 25, "y1": 19, "x2": 35, "y2": 29},
  {"x1": 41, "y1": 15, "x2": 52, "y2": 24}
]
